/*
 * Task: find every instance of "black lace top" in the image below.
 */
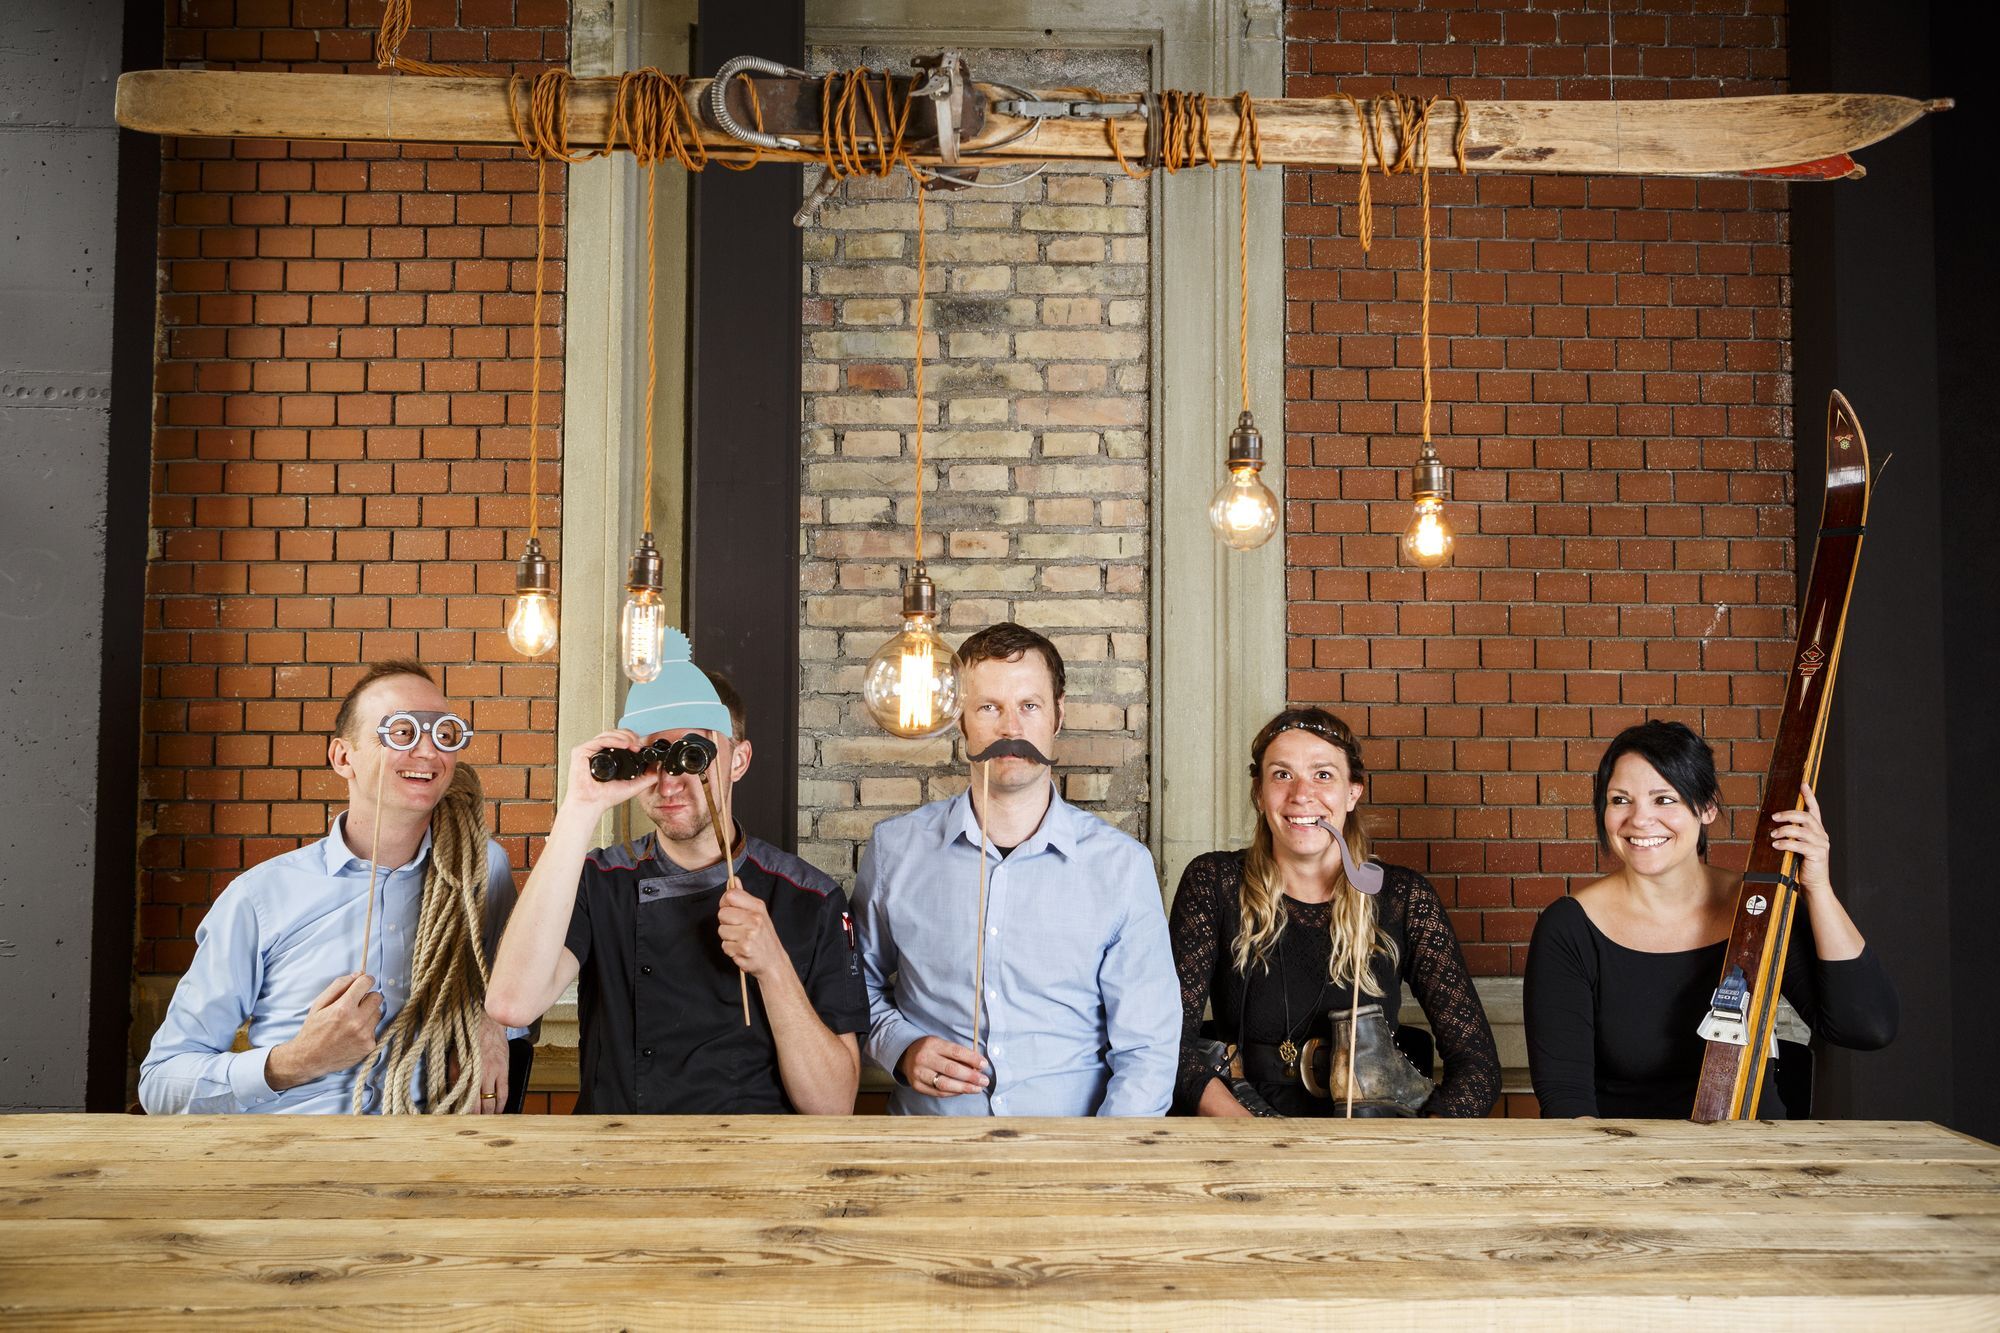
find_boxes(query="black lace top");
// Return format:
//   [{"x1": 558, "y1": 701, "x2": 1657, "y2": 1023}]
[{"x1": 1169, "y1": 850, "x2": 1501, "y2": 1117}]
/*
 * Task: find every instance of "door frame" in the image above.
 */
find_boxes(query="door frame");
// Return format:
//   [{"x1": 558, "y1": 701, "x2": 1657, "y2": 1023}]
[{"x1": 563, "y1": 0, "x2": 1286, "y2": 887}]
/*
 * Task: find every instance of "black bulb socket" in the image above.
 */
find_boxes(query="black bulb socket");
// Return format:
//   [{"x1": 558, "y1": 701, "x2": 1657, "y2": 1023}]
[
  {"x1": 1411, "y1": 447, "x2": 1447, "y2": 502},
  {"x1": 515, "y1": 535, "x2": 552, "y2": 595},
  {"x1": 900, "y1": 564, "x2": 939, "y2": 619},
  {"x1": 1225, "y1": 410, "x2": 1264, "y2": 470},
  {"x1": 626, "y1": 531, "x2": 664, "y2": 594}
]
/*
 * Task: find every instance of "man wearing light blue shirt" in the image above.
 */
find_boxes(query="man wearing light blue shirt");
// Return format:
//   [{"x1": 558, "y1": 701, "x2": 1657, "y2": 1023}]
[
  {"x1": 141, "y1": 660, "x2": 521, "y2": 1114},
  {"x1": 852, "y1": 622, "x2": 1180, "y2": 1116}
]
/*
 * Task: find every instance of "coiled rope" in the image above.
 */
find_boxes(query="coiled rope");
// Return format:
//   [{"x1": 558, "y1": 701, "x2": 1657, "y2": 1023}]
[{"x1": 351, "y1": 763, "x2": 494, "y2": 1114}]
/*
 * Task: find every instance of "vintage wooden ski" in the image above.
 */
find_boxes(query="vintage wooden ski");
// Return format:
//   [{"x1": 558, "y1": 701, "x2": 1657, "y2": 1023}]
[
  {"x1": 113, "y1": 68, "x2": 1947, "y2": 182},
  {"x1": 1690, "y1": 392, "x2": 1872, "y2": 1122}
]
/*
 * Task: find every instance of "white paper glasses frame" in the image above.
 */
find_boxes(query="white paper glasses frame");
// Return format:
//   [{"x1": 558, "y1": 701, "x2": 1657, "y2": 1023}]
[{"x1": 376, "y1": 710, "x2": 473, "y2": 753}]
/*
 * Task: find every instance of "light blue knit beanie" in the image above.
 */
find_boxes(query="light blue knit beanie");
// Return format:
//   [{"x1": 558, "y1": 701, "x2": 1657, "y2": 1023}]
[{"x1": 616, "y1": 628, "x2": 735, "y2": 738}]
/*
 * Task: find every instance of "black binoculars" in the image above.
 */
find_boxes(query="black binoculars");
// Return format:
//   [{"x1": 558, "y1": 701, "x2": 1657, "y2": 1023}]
[{"x1": 588, "y1": 734, "x2": 717, "y2": 782}]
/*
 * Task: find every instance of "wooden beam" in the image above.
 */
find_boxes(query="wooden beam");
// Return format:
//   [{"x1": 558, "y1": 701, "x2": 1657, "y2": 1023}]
[{"x1": 115, "y1": 68, "x2": 1949, "y2": 180}]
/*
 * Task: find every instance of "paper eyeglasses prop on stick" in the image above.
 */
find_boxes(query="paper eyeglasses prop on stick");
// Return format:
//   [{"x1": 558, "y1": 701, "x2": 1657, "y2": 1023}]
[
  {"x1": 355, "y1": 709, "x2": 476, "y2": 989},
  {"x1": 377, "y1": 711, "x2": 473, "y2": 753}
]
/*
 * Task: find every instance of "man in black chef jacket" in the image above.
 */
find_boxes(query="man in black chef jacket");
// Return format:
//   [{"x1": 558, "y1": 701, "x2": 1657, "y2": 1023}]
[{"x1": 487, "y1": 629, "x2": 866, "y2": 1113}]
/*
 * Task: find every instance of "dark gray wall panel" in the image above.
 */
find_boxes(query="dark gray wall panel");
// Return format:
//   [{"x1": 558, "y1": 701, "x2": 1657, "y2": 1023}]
[{"x1": 0, "y1": 0, "x2": 147, "y2": 1111}]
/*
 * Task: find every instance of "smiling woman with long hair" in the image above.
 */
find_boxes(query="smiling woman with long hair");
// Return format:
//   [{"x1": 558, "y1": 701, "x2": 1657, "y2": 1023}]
[
  {"x1": 1523, "y1": 720, "x2": 1897, "y2": 1118},
  {"x1": 1168, "y1": 708, "x2": 1500, "y2": 1118}
]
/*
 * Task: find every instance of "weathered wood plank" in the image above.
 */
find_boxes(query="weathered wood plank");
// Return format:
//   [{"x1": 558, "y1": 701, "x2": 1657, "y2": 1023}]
[
  {"x1": 7, "y1": 1183, "x2": 1993, "y2": 1225},
  {"x1": 7, "y1": 1114, "x2": 1987, "y2": 1161},
  {"x1": 8, "y1": 1161, "x2": 1996, "y2": 1221},
  {"x1": 2, "y1": 1117, "x2": 1994, "y2": 1325},
  {"x1": 112, "y1": 70, "x2": 1947, "y2": 179},
  {"x1": 3, "y1": 1214, "x2": 1996, "y2": 1306},
  {"x1": 12, "y1": 1295, "x2": 2000, "y2": 1333}
]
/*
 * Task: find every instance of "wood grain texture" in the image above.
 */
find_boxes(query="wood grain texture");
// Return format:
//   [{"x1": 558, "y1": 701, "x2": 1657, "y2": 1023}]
[
  {"x1": 113, "y1": 70, "x2": 1945, "y2": 179},
  {"x1": 2, "y1": 1116, "x2": 1995, "y2": 1327}
]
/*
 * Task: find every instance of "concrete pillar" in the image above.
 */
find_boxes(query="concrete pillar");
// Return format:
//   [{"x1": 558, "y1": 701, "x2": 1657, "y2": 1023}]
[{"x1": 0, "y1": 0, "x2": 153, "y2": 1110}]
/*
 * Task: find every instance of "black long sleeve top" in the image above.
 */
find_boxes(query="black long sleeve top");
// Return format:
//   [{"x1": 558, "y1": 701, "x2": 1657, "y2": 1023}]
[
  {"x1": 1523, "y1": 894, "x2": 1899, "y2": 1118},
  {"x1": 1169, "y1": 850, "x2": 1501, "y2": 1118}
]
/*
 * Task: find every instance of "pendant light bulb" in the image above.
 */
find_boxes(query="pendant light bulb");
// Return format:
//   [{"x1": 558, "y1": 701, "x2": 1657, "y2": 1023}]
[
  {"x1": 506, "y1": 535, "x2": 559, "y2": 658},
  {"x1": 1208, "y1": 411, "x2": 1279, "y2": 551},
  {"x1": 862, "y1": 567, "x2": 962, "y2": 739},
  {"x1": 620, "y1": 532, "x2": 668, "y2": 683},
  {"x1": 1401, "y1": 447, "x2": 1454, "y2": 569}
]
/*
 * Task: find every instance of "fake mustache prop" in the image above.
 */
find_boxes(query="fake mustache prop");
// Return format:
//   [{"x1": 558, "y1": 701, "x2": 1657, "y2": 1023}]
[
  {"x1": 968, "y1": 738, "x2": 1056, "y2": 765},
  {"x1": 1314, "y1": 817, "x2": 1386, "y2": 896}
]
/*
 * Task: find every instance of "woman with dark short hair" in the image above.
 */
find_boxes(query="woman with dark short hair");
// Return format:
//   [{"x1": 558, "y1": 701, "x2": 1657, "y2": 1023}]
[
  {"x1": 1524, "y1": 720, "x2": 1897, "y2": 1118},
  {"x1": 1168, "y1": 708, "x2": 1500, "y2": 1117}
]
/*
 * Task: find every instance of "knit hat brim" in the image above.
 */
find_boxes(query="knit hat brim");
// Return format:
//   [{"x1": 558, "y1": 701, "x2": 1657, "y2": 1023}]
[{"x1": 618, "y1": 696, "x2": 733, "y2": 739}]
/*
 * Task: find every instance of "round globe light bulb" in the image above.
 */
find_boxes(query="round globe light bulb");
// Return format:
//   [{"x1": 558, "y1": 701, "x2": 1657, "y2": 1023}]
[
  {"x1": 1209, "y1": 465, "x2": 1279, "y2": 551},
  {"x1": 862, "y1": 614, "x2": 962, "y2": 739}
]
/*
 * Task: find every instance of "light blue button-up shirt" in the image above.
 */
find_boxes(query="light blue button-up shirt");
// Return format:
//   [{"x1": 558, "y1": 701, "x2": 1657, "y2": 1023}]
[
  {"x1": 852, "y1": 787, "x2": 1179, "y2": 1116},
  {"x1": 139, "y1": 814, "x2": 519, "y2": 1114}
]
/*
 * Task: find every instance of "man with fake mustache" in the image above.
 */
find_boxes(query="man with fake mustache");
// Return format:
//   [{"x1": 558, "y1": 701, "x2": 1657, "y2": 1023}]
[{"x1": 851, "y1": 622, "x2": 1180, "y2": 1115}]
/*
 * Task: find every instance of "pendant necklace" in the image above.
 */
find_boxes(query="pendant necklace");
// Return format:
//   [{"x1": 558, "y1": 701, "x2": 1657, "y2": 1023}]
[{"x1": 1275, "y1": 905, "x2": 1330, "y2": 1076}]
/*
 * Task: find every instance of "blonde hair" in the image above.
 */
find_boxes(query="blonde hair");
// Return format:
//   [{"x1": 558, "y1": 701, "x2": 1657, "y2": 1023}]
[{"x1": 1233, "y1": 709, "x2": 1396, "y2": 994}]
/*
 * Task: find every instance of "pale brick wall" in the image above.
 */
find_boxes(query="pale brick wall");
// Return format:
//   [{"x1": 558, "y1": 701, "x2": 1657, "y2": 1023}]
[{"x1": 798, "y1": 46, "x2": 1152, "y2": 877}]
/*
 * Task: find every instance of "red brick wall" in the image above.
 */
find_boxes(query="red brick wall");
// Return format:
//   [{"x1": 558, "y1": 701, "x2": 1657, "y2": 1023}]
[
  {"x1": 1283, "y1": 0, "x2": 1792, "y2": 978},
  {"x1": 136, "y1": 2, "x2": 1795, "y2": 1117},
  {"x1": 140, "y1": 0, "x2": 567, "y2": 978}
]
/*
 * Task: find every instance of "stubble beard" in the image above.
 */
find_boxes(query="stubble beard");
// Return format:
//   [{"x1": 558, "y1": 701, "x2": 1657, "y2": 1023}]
[
  {"x1": 647, "y1": 798, "x2": 715, "y2": 848},
  {"x1": 984, "y1": 757, "x2": 1051, "y2": 799}
]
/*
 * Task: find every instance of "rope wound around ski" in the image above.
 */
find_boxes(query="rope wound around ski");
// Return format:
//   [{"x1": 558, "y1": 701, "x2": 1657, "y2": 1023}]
[
  {"x1": 375, "y1": 0, "x2": 1500, "y2": 224},
  {"x1": 1098, "y1": 90, "x2": 1466, "y2": 255}
]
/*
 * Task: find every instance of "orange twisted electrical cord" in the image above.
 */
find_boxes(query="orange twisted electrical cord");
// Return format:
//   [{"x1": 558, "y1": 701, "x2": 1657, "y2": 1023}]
[{"x1": 1235, "y1": 92, "x2": 1264, "y2": 418}]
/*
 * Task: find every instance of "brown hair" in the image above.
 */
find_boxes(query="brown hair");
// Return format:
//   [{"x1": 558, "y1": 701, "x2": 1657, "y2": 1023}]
[
  {"x1": 1593, "y1": 719, "x2": 1719, "y2": 857},
  {"x1": 955, "y1": 621, "x2": 1066, "y2": 700},
  {"x1": 1237, "y1": 707, "x2": 1395, "y2": 993},
  {"x1": 703, "y1": 668, "x2": 748, "y2": 742},
  {"x1": 331, "y1": 659, "x2": 437, "y2": 743}
]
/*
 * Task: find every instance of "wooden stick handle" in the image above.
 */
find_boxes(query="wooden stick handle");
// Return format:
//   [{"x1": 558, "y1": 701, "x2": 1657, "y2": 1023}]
[
  {"x1": 972, "y1": 764, "x2": 990, "y2": 1060},
  {"x1": 1344, "y1": 967, "x2": 1360, "y2": 1120},
  {"x1": 358, "y1": 759, "x2": 385, "y2": 978},
  {"x1": 698, "y1": 769, "x2": 751, "y2": 1027}
]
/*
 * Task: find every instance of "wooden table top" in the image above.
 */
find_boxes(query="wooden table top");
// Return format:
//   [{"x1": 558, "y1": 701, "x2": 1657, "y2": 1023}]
[{"x1": 3, "y1": 1115, "x2": 1997, "y2": 1328}]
